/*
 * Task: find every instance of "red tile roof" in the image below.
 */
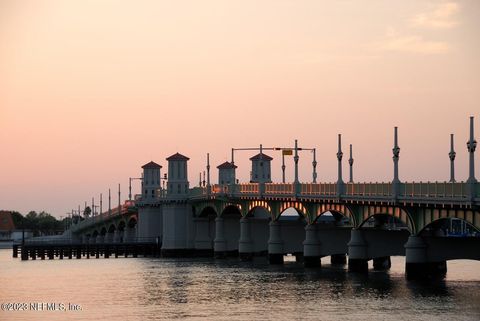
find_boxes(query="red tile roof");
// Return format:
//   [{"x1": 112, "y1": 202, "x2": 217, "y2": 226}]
[
  {"x1": 166, "y1": 152, "x2": 190, "y2": 161},
  {"x1": 217, "y1": 161, "x2": 238, "y2": 169},
  {"x1": 0, "y1": 211, "x2": 16, "y2": 231},
  {"x1": 142, "y1": 161, "x2": 162, "y2": 169},
  {"x1": 249, "y1": 152, "x2": 273, "y2": 161}
]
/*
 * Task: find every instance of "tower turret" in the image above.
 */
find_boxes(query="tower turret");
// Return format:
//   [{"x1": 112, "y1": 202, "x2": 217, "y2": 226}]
[
  {"x1": 166, "y1": 152, "x2": 190, "y2": 198},
  {"x1": 250, "y1": 152, "x2": 273, "y2": 183},
  {"x1": 217, "y1": 161, "x2": 237, "y2": 185},
  {"x1": 141, "y1": 161, "x2": 161, "y2": 199}
]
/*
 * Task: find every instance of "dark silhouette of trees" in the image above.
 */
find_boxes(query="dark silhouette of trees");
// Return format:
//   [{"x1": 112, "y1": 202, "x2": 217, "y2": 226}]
[{"x1": 9, "y1": 210, "x2": 64, "y2": 236}]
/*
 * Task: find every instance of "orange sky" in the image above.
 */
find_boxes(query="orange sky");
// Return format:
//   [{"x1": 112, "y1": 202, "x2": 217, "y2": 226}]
[{"x1": 0, "y1": 0, "x2": 479, "y2": 217}]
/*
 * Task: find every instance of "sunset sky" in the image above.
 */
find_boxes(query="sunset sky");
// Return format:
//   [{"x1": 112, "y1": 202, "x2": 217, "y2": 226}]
[{"x1": 1, "y1": 0, "x2": 479, "y2": 217}]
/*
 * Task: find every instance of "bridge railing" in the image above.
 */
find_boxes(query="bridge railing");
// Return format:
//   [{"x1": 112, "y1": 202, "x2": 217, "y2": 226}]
[
  {"x1": 137, "y1": 181, "x2": 473, "y2": 203},
  {"x1": 345, "y1": 182, "x2": 392, "y2": 196},
  {"x1": 401, "y1": 181, "x2": 467, "y2": 198},
  {"x1": 265, "y1": 183, "x2": 294, "y2": 194},
  {"x1": 70, "y1": 200, "x2": 135, "y2": 232},
  {"x1": 238, "y1": 183, "x2": 259, "y2": 194},
  {"x1": 301, "y1": 183, "x2": 337, "y2": 196},
  {"x1": 17, "y1": 236, "x2": 158, "y2": 246}
]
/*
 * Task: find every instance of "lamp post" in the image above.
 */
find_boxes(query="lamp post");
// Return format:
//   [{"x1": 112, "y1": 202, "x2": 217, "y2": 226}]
[
  {"x1": 129, "y1": 176, "x2": 143, "y2": 201},
  {"x1": 449, "y1": 134, "x2": 456, "y2": 183}
]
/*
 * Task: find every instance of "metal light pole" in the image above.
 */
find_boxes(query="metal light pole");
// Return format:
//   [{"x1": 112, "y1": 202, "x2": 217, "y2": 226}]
[
  {"x1": 129, "y1": 177, "x2": 142, "y2": 201},
  {"x1": 449, "y1": 133, "x2": 456, "y2": 183},
  {"x1": 348, "y1": 144, "x2": 354, "y2": 183}
]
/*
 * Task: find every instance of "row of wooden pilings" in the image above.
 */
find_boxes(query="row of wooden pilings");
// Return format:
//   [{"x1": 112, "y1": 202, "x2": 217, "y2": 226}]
[{"x1": 12, "y1": 243, "x2": 161, "y2": 261}]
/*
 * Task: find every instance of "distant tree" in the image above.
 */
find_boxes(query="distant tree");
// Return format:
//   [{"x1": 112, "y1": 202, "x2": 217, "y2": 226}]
[
  {"x1": 10, "y1": 211, "x2": 25, "y2": 229},
  {"x1": 24, "y1": 211, "x2": 38, "y2": 232},
  {"x1": 83, "y1": 206, "x2": 91, "y2": 218},
  {"x1": 20, "y1": 210, "x2": 65, "y2": 236}
]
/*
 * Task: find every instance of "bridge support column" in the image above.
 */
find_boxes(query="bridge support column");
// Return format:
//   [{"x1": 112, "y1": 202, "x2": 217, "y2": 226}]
[
  {"x1": 347, "y1": 229, "x2": 368, "y2": 272},
  {"x1": 268, "y1": 220, "x2": 284, "y2": 264},
  {"x1": 105, "y1": 232, "x2": 114, "y2": 243},
  {"x1": 194, "y1": 217, "x2": 213, "y2": 256},
  {"x1": 405, "y1": 235, "x2": 446, "y2": 280},
  {"x1": 214, "y1": 217, "x2": 227, "y2": 258},
  {"x1": 239, "y1": 218, "x2": 253, "y2": 261},
  {"x1": 96, "y1": 235, "x2": 104, "y2": 244},
  {"x1": 124, "y1": 227, "x2": 136, "y2": 243},
  {"x1": 303, "y1": 224, "x2": 321, "y2": 267},
  {"x1": 113, "y1": 230, "x2": 122, "y2": 243}
]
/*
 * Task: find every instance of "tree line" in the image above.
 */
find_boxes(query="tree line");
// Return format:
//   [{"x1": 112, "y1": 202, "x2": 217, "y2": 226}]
[{"x1": 9, "y1": 211, "x2": 83, "y2": 236}]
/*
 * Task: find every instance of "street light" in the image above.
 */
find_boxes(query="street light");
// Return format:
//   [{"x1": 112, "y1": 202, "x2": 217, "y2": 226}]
[{"x1": 129, "y1": 176, "x2": 142, "y2": 201}]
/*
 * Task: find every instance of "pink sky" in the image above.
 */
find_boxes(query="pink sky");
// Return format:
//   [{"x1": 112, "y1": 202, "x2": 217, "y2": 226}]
[{"x1": 1, "y1": 0, "x2": 479, "y2": 217}]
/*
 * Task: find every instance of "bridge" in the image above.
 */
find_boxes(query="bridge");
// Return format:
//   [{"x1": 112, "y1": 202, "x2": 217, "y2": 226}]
[{"x1": 23, "y1": 117, "x2": 480, "y2": 280}]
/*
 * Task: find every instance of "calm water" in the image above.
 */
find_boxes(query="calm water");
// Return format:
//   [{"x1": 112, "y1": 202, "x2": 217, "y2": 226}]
[{"x1": 1, "y1": 249, "x2": 479, "y2": 321}]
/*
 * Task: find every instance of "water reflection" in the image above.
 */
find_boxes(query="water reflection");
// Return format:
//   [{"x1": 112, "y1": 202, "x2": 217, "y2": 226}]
[{"x1": 1, "y1": 251, "x2": 479, "y2": 321}]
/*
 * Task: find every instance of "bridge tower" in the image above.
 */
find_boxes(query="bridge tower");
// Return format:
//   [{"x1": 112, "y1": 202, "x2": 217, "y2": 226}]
[
  {"x1": 217, "y1": 161, "x2": 237, "y2": 185},
  {"x1": 166, "y1": 153, "x2": 190, "y2": 197},
  {"x1": 250, "y1": 147, "x2": 273, "y2": 183},
  {"x1": 162, "y1": 152, "x2": 195, "y2": 256},
  {"x1": 142, "y1": 161, "x2": 162, "y2": 200},
  {"x1": 137, "y1": 161, "x2": 163, "y2": 241}
]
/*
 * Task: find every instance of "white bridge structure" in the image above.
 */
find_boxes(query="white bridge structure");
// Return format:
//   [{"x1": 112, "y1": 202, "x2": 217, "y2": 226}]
[{"x1": 69, "y1": 117, "x2": 480, "y2": 279}]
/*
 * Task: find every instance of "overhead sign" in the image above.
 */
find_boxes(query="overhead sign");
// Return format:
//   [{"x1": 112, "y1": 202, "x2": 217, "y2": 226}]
[{"x1": 282, "y1": 149, "x2": 293, "y2": 156}]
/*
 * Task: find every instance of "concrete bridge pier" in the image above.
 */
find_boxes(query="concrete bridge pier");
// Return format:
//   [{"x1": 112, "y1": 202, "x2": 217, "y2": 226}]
[
  {"x1": 194, "y1": 217, "x2": 213, "y2": 256},
  {"x1": 347, "y1": 229, "x2": 369, "y2": 272},
  {"x1": 113, "y1": 230, "x2": 122, "y2": 243},
  {"x1": 214, "y1": 217, "x2": 227, "y2": 258},
  {"x1": 404, "y1": 235, "x2": 480, "y2": 280},
  {"x1": 348, "y1": 228, "x2": 410, "y2": 272},
  {"x1": 105, "y1": 232, "x2": 114, "y2": 243},
  {"x1": 404, "y1": 235, "x2": 440, "y2": 280},
  {"x1": 161, "y1": 204, "x2": 195, "y2": 257},
  {"x1": 124, "y1": 227, "x2": 136, "y2": 243},
  {"x1": 303, "y1": 224, "x2": 321, "y2": 267},
  {"x1": 239, "y1": 218, "x2": 254, "y2": 261},
  {"x1": 268, "y1": 220, "x2": 284, "y2": 264},
  {"x1": 96, "y1": 234, "x2": 104, "y2": 244}
]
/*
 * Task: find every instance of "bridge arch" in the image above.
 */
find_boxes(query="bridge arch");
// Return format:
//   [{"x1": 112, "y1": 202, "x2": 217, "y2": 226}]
[
  {"x1": 277, "y1": 201, "x2": 309, "y2": 222},
  {"x1": 357, "y1": 206, "x2": 415, "y2": 233},
  {"x1": 418, "y1": 217, "x2": 480, "y2": 237},
  {"x1": 315, "y1": 210, "x2": 353, "y2": 227},
  {"x1": 276, "y1": 204, "x2": 307, "y2": 258},
  {"x1": 117, "y1": 220, "x2": 126, "y2": 232},
  {"x1": 246, "y1": 200, "x2": 273, "y2": 219},
  {"x1": 359, "y1": 213, "x2": 413, "y2": 234},
  {"x1": 213, "y1": 204, "x2": 242, "y2": 256},
  {"x1": 127, "y1": 217, "x2": 137, "y2": 228},
  {"x1": 314, "y1": 204, "x2": 356, "y2": 227},
  {"x1": 415, "y1": 208, "x2": 480, "y2": 232},
  {"x1": 220, "y1": 204, "x2": 242, "y2": 218},
  {"x1": 197, "y1": 205, "x2": 217, "y2": 218},
  {"x1": 107, "y1": 224, "x2": 116, "y2": 233}
]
